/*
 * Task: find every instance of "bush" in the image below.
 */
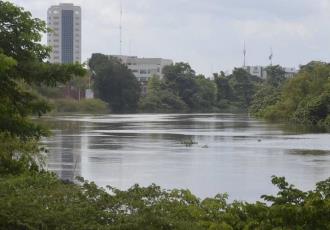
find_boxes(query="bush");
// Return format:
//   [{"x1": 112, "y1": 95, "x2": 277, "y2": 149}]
[
  {"x1": 1, "y1": 172, "x2": 330, "y2": 229},
  {"x1": 52, "y1": 99, "x2": 109, "y2": 113},
  {"x1": 252, "y1": 61, "x2": 330, "y2": 128}
]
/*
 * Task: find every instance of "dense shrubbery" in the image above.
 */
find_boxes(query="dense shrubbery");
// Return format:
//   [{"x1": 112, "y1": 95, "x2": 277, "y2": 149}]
[
  {"x1": 251, "y1": 62, "x2": 330, "y2": 129},
  {"x1": 89, "y1": 54, "x2": 141, "y2": 113},
  {"x1": 1, "y1": 171, "x2": 330, "y2": 229},
  {"x1": 52, "y1": 98, "x2": 109, "y2": 113},
  {"x1": 1, "y1": 1, "x2": 330, "y2": 229},
  {"x1": 139, "y1": 64, "x2": 260, "y2": 113}
]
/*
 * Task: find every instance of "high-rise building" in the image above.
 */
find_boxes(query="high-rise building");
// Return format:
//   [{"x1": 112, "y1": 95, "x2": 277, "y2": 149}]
[{"x1": 47, "y1": 3, "x2": 81, "y2": 64}]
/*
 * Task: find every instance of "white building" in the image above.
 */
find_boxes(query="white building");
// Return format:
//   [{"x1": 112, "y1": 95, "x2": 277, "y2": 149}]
[
  {"x1": 109, "y1": 55, "x2": 173, "y2": 95},
  {"x1": 111, "y1": 55, "x2": 173, "y2": 81},
  {"x1": 243, "y1": 66, "x2": 298, "y2": 79},
  {"x1": 47, "y1": 3, "x2": 81, "y2": 64}
]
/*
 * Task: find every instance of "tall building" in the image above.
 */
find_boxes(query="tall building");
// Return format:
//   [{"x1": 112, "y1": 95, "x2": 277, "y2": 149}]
[{"x1": 47, "y1": 3, "x2": 81, "y2": 64}]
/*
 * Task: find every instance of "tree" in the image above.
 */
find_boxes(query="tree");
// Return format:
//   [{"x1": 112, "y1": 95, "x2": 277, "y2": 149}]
[
  {"x1": 258, "y1": 61, "x2": 330, "y2": 128},
  {"x1": 191, "y1": 75, "x2": 217, "y2": 111},
  {"x1": 0, "y1": 1, "x2": 85, "y2": 174},
  {"x1": 89, "y1": 53, "x2": 141, "y2": 113},
  {"x1": 163, "y1": 62, "x2": 198, "y2": 109},
  {"x1": 265, "y1": 65, "x2": 286, "y2": 88},
  {"x1": 229, "y1": 68, "x2": 261, "y2": 108},
  {"x1": 139, "y1": 75, "x2": 188, "y2": 113},
  {"x1": 214, "y1": 73, "x2": 234, "y2": 109}
]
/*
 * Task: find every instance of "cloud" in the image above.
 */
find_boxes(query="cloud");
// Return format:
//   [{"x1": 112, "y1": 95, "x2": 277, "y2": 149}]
[{"x1": 8, "y1": 0, "x2": 330, "y2": 75}]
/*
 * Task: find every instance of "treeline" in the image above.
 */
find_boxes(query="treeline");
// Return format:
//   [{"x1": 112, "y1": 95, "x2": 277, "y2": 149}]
[
  {"x1": 88, "y1": 54, "x2": 263, "y2": 113},
  {"x1": 1, "y1": 1, "x2": 330, "y2": 229},
  {"x1": 250, "y1": 62, "x2": 330, "y2": 129},
  {"x1": 89, "y1": 54, "x2": 329, "y2": 128}
]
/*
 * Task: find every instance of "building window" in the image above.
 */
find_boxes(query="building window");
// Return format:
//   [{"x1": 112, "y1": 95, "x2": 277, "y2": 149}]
[
  {"x1": 140, "y1": 69, "x2": 147, "y2": 74},
  {"x1": 61, "y1": 10, "x2": 74, "y2": 63}
]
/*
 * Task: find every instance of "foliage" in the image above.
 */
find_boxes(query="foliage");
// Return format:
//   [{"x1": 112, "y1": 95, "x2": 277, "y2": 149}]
[
  {"x1": 214, "y1": 68, "x2": 261, "y2": 111},
  {"x1": 35, "y1": 72, "x2": 92, "y2": 99},
  {"x1": 0, "y1": 1, "x2": 85, "y2": 140},
  {"x1": 140, "y1": 63, "x2": 218, "y2": 113},
  {"x1": 89, "y1": 53, "x2": 141, "y2": 113},
  {"x1": 139, "y1": 75, "x2": 188, "y2": 113},
  {"x1": 52, "y1": 99, "x2": 109, "y2": 113},
  {"x1": 0, "y1": 0, "x2": 84, "y2": 176},
  {"x1": 1, "y1": 172, "x2": 330, "y2": 229},
  {"x1": 192, "y1": 75, "x2": 217, "y2": 111},
  {"x1": 264, "y1": 65, "x2": 286, "y2": 88},
  {"x1": 256, "y1": 62, "x2": 330, "y2": 128}
]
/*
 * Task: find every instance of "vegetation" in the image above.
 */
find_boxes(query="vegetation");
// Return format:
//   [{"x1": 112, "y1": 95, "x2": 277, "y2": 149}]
[
  {"x1": 251, "y1": 62, "x2": 330, "y2": 129},
  {"x1": 214, "y1": 68, "x2": 261, "y2": 111},
  {"x1": 51, "y1": 98, "x2": 109, "y2": 113},
  {"x1": 139, "y1": 63, "x2": 262, "y2": 113},
  {"x1": 140, "y1": 63, "x2": 218, "y2": 113},
  {"x1": 139, "y1": 75, "x2": 188, "y2": 113},
  {"x1": 89, "y1": 53, "x2": 141, "y2": 113},
  {"x1": 1, "y1": 171, "x2": 330, "y2": 229},
  {"x1": 1, "y1": 1, "x2": 330, "y2": 229}
]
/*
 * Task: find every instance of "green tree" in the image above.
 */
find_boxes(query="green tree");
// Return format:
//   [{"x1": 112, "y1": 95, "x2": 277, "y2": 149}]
[
  {"x1": 139, "y1": 75, "x2": 188, "y2": 113},
  {"x1": 229, "y1": 68, "x2": 261, "y2": 108},
  {"x1": 259, "y1": 61, "x2": 330, "y2": 128},
  {"x1": 191, "y1": 75, "x2": 217, "y2": 111},
  {"x1": 214, "y1": 73, "x2": 234, "y2": 109},
  {"x1": 89, "y1": 53, "x2": 141, "y2": 113},
  {"x1": 0, "y1": 1, "x2": 84, "y2": 174},
  {"x1": 163, "y1": 62, "x2": 198, "y2": 109},
  {"x1": 264, "y1": 65, "x2": 286, "y2": 88}
]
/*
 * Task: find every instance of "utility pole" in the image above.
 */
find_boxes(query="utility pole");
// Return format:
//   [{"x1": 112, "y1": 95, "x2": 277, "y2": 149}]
[
  {"x1": 269, "y1": 47, "x2": 273, "y2": 66},
  {"x1": 243, "y1": 41, "x2": 246, "y2": 67}
]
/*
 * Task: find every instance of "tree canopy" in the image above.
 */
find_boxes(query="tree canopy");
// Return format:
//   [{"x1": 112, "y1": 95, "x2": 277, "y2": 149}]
[
  {"x1": 89, "y1": 53, "x2": 141, "y2": 113},
  {"x1": 0, "y1": 1, "x2": 85, "y2": 174},
  {"x1": 251, "y1": 62, "x2": 330, "y2": 129}
]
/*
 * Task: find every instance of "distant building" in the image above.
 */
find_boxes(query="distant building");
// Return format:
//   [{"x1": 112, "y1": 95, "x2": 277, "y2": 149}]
[
  {"x1": 111, "y1": 55, "x2": 173, "y2": 81},
  {"x1": 110, "y1": 55, "x2": 173, "y2": 95},
  {"x1": 243, "y1": 66, "x2": 298, "y2": 79},
  {"x1": 47, "y1": 3, "x2": 81, "y2": 64}
]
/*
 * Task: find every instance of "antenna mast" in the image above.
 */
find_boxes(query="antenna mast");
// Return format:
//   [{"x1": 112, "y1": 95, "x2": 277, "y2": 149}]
[
  {"x1": 120, "y1": 0, "x2": 123, "y2": 55},
  {"x1": 243, "y1": 41, "x2": 246, "y2": 67},
  {"x1": 269, "y1": 47, "x2": 273, "y2": 66}
]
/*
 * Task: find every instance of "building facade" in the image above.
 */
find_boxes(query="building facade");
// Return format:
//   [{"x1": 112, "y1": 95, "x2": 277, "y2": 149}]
[
  {"x1": 47, "y1": 3, "x2": 81, "y2": 64},
  {"x1": 111, "y1": 55, "x2": 173, "y2": 81}
]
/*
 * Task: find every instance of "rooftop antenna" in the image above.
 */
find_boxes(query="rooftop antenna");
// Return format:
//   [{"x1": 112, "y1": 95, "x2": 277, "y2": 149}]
[
  {"x1": 243, "y1": 41, "x2": 246, "y2": 67},
  {"x1": 269, "y1": 47, "x2": 273, "y2": 66},
  {"x1": 119, "y1": 0, "x2": 123, "y2": 55}
]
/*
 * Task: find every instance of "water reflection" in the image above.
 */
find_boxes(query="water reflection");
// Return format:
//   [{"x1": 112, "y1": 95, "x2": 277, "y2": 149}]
[
  {"x1": 42, "y1": 114, "x2": 330, "y2": 201},
  {"x1": 44, "y1": 121, "x2": 82, "y2": 182}
]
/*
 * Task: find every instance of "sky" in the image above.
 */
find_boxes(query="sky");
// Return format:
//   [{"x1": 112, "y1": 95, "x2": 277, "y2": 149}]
[{"x1": 8, "y1": 0, "x2": 330, "y2": 76}]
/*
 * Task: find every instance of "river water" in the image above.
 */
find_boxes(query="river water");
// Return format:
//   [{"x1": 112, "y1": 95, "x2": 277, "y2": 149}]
[{"x1": 42, "y1": 113, "x2": 330, "y2": 202}]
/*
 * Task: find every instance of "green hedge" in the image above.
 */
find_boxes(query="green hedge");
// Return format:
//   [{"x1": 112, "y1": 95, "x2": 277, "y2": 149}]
[{"x1": 52, "y1": 99, "x2": 109, "y2": 113}]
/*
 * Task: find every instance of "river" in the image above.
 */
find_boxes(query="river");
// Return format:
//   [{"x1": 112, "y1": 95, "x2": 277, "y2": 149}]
[{"x1": 42, "y1": 113, "x2": 330, "y2": 202}]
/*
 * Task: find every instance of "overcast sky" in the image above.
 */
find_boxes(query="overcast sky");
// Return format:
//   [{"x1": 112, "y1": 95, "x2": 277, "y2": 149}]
[{"x1": 9, "y1": 0, "x2": 330, "y2": 76}]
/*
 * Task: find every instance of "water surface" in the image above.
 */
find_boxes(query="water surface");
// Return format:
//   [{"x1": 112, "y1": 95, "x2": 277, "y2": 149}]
[{"x1": 42, "y1": 113, "x2": 330, "y2": 201}]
